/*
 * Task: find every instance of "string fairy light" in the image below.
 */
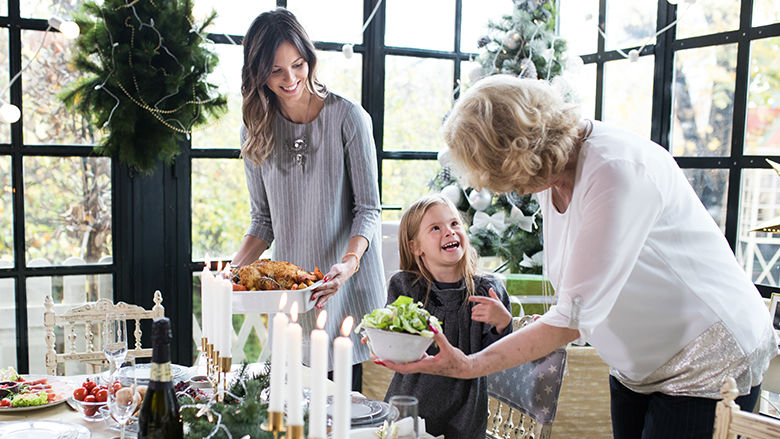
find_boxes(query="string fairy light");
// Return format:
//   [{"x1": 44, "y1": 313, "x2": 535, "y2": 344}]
[
  {"x1": 341, "y1": 0, "x2": 385, "y2": 59},
  {"x1": 597, "y1": 0, "x2": 697, "y2": 63},
  {"x1": 0, "y1": 17, "x2": 79, "y2": 124}
]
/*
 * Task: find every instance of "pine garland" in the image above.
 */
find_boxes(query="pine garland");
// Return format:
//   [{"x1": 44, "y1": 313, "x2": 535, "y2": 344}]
[
  {"x1": 61, "y1": 0, "x2": 227, "y2": 174},
  {"x1": 179, "y1": 363, "x2": 299, "y2": 439}
]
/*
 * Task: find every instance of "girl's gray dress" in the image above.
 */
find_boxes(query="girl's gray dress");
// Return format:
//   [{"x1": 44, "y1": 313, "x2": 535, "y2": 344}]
[
  {"x1": 242, "y1": 92, "x2": 386, "y2": 367},
  {"x1": 384, "y1": 271, "x2": 512, "y2": 439}
]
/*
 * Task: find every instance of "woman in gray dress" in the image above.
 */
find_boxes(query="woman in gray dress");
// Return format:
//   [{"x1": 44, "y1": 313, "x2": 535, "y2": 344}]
[{"x1": 232, "y1": 8, "x2": 385, "y2": 390}]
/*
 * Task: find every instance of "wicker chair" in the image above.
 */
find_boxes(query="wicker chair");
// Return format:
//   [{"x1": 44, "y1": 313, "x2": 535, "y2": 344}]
[
  {"x1": 712, "y1": 377, "x2": 780, "y2": 439},
  {"x1": 44, "y1": 291, "x2": 165, "y2": 375},
  {"x1": 486, "y1": 317, "x2": 568, "y2": 439}
]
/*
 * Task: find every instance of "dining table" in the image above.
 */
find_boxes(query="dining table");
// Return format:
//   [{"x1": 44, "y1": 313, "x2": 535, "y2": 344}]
[{"x1": 0, "y1": 364, "x2": 441, "y2": 438}]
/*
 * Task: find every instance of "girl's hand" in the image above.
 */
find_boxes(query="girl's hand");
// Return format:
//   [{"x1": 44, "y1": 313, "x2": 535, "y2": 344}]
[
  {"x1": 468, "y1": 288, "x2": 513, "y2": 333},
  {"x1": 310, "y1": 260, "x2": 357, "y2": 309}
]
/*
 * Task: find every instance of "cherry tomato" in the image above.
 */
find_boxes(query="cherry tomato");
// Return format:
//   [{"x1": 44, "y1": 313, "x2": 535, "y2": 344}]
[
  {"x1": 73, "y1": 387, "x2": 87, "y2": 401},
  {"x1": 96, "y1": 389, "x2": 108, "y2": 403},
  {"x1": 82, "y1": 394, "x2": 97, "y2": 416},
  {"x1": 83, "y1": 380, "x2": 96, "y2": 392},
  {"x1": 111, "y1": 382, "x2": 123, "y2": 392},
  {"x1": 0, "y1": 398, "x2": 10, "y2": 407}
]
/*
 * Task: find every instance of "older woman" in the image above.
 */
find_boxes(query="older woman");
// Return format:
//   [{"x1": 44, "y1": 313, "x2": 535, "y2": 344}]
[{"x1": 381, "y1": 75, "x2": 777, "y2": 438}]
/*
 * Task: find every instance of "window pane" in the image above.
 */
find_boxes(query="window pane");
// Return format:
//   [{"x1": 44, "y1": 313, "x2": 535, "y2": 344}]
[
  {"x1": 559, "y1": 0, "x2": 599, "y2": 55},
  {"x1": 26, "y1": 274, "x2": 112, "y2": 374},
  {"x1": 605, "y1": 0, "x2": 657, "y2": 51},
  {"x1": 381, "y1": 159, "x2": 439, "y2": 214},
  {"x1": 670, "y1": 44, "x2": 737, "y2": 157},
  {"x1": 459, "y1": 60, "x2": 482, "y2": 92},
  {"x1": 192, "y1": 0, "x2": 275, "y2": 36},
  {"x1": 386, "y1": 0, "x2": 454, "y2": 51},
  {"x1": 24, "y1": 157, "x2": 112, "y2": 265},
  {"x1": 0, "y1": 29, "x2": 8, "y2": 143},
  {"x1": 682, "y1": 168, "x2": 729, "y2": 231},
  {"x1": 192, "y1": 44, "x2": 242, "y2": 149},
  {"x1": 22, "y1": 30, "x2": 100, "y2": 145},
  {"x1": 384, "y1": 56, "x2": 453, "y2": 152},
  {"x1": 461, "y1": 0, "x2": 510, "y2": 54},
  {"x1": 287, "y1": 0, "x2": 362, "y2": 43},
  {"x1": 737, "y1": 169, "x2": 780, "y2": 286},
  {"x1": 675, "y1": 0, "x2": 740, "y2": 40},
  {"x1": 571, "y1": 62, "x2": 597, "y2": 120},
  {"x1": 192, "y1": 158, "x2": 249, "y2": 261},
  {"x1": 316, "y1": 50, "x2": 362, "y2": 104},
  {"x1": 602, "y1": 56, "x2": 654, "y2": 139},
  {"x1": 21, "y1": 0, "x2": 59, "y2": 19},
  {"x1": 0, "y1": 276, "x2": 16, "y2": 370},
  {"x1": 0, "y1": 156, "x2": 12, "y2": 263},
  {"x1": 753, "y1": 0, "x2": 780, "y2": 27},
  {"x1": 745, "y1": 37, "x2": 780, "y2": 156}
]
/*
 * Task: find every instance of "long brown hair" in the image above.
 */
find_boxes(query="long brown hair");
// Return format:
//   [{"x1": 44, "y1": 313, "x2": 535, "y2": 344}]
[
  {"x1": 241, "y1": 8, "x2": 327, "y2": 165},
  {"x1": 398, "y1": 194, "x2": 479, "y2": 305}
]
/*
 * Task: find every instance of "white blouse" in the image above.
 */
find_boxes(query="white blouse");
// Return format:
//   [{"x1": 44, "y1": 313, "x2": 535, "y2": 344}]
[{"x1": 537, "y1": 121, "x2": 776, "y2": 396}]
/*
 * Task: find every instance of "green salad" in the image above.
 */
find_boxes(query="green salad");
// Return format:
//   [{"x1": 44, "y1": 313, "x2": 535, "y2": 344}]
[{"x1": 355, "y1": 295, "x2": 442, "y2": 337}]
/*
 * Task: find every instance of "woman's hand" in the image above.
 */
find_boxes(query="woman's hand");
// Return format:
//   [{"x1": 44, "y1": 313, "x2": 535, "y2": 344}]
[
  {"x1": 310, "y1": 259, "x2": 358, "y2": 308},
  {"x1": 469, "y1": 288, "x2": 513, "y2": 333},
  {"x1": 375, "y1": 329, "x2": 477, "y2": 379}
]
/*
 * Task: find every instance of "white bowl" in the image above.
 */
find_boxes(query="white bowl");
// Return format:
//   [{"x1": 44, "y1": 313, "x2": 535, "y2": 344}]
[{"x1": 363, "y1": 327, "x2": 434, "y2": 363}]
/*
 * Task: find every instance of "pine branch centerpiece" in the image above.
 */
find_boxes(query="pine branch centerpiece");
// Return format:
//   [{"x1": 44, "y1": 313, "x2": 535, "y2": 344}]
[{"x1": 62, "y1": 0, "x2": 227, "y2": 174}]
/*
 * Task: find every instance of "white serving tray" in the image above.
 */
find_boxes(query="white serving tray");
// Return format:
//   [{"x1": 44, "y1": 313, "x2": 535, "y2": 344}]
[{"x1": 232, "y1": 280, "x2": 321, "y2": 314}]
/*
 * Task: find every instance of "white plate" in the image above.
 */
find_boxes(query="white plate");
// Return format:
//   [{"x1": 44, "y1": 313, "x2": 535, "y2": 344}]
[
  {"x1": 349, "y1": 427, "x2": 381, "y2": 439},
  {"x1": 104, "y1": 363, "x2": 191, "y2": 386},
  {"x1": 232, "y1": 281, "x2": 322, "y2": 314},
  {"x1": 0, "y1": 377, "x2": 72, "y2": 414},
  {"x1": 0, "y1": 420, "x2": 90, "y2": 439}
]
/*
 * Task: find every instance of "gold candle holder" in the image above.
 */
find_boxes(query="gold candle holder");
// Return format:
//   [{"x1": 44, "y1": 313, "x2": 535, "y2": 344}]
[
  {"x1": 261, "y1": 411, "x2": 286, "y2": 438},
  {"x1": 286, "y1": 424, "x2": 304, "y2": 439}
]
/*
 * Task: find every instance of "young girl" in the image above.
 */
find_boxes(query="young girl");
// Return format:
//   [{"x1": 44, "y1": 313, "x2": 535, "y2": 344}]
[{"x1": 381, "y1": 194, "x2": 513, "y2": 439}]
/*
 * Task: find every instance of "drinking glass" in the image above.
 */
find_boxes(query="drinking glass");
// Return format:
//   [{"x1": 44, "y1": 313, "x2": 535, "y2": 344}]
[
  {"x1": 109, "y1": 356, "x2": 139, "y2": 439},
  {"x1": 104, "y1": 313, "x2": 129, "y2": 371},
  {"x1": 388, "y1": 395, "x2": 419, "y2": 439}
]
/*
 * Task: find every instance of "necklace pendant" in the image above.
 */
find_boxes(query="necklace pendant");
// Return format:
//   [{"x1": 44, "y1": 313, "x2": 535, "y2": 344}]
[
  {"x1": 292, "y1": 138, "x2": 306, "y2": 151},
  {"x1": 295, "y1": 153, "x2": 305, "y2": 169}
]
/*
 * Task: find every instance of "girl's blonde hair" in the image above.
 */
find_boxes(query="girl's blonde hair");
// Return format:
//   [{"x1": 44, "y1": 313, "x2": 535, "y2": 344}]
[
  {"x1": 241, "y1": 8, "x2": 327, "y2": 166},
  {"x1": 443, "y1": 75, "x2": 581, "y2": 194},
  {"x1": 398, "y1": 194, "x2": 479, "y2": 305}
]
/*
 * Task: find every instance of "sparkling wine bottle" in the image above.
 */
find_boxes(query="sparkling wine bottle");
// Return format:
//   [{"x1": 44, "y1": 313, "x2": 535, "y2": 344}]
[{"x1": 138, "y1": 317, "x2": 183, "y2": 439}]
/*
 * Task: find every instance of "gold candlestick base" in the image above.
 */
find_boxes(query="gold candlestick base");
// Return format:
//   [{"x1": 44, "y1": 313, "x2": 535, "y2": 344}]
[
  {"x1": 286, "y1": 424, "x2": 304, "y2": 439},
  {"x1": 261, "y1": 411, "x2": 286, "y2": 437}
]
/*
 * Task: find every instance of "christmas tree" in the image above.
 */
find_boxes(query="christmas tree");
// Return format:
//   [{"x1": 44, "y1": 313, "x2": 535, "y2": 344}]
[
  {"x1": 61, "y1": 0, "x2": 227, "y2": 174},
  {"x1": 432, "y1": 0, "x2": 573, "y2": 274}
]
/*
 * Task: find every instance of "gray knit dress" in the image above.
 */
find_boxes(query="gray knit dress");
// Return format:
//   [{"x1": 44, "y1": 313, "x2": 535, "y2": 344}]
[
  {"x1": 242, "y1": 92, "x2": 386, "y2": 368},
  {"x1": 383, "y1": 271, "x2": 512, "y2": 439}
]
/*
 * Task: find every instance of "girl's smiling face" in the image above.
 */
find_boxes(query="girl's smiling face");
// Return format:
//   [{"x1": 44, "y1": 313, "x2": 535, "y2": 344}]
[
  {"x1": 410, "y1": 203, "x2": 467, "y2": 280},
  {"x1": 265, "y1": 41, "x2": 309, "y2": 104}
]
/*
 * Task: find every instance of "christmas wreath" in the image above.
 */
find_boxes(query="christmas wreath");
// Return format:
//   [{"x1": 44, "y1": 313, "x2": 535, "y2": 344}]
[{"x1": 61, "y1": 0, "x2": 227, "y2": 174}]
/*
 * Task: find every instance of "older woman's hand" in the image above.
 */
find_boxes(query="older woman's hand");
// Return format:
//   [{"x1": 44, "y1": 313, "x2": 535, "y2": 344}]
[
  {"x1": 310, "y1": 260, "x2": 356, "y2": 308},
  {"x1": 375, "y1": 330, "x2": 477, "y2": 379}
]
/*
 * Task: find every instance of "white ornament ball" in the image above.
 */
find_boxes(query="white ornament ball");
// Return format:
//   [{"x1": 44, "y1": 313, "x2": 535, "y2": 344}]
[
  {"x1": 468, "y1": 189, "x2": 492, "y2": 211},
  {"x1": 565, "y1": 55, "x2": 584, "y2": 73},
  {"x1": 502, "y1": 33, "x2": 520, "y2": 50},
  {"x1": 341, "y1": 44, "x2": 354, "y2": 59},
  {"x1": 667, "y1": 0, "x2": 679, "y2": 4},
  {"x1": 441, "y1": 185, "x2": 463, "y2": 205},
  {"x1": 628, "y1": 49, "x2": 640, "y2": 62},
  {"x1": 0, "y1": 103, "x2": 20, "y2": 124},
  {"x1": 468, "y1": 66, "x2": 484, "y2": 84},
  {"x1": 437, "y1": 149, "x2": 453, "y2": 168}
]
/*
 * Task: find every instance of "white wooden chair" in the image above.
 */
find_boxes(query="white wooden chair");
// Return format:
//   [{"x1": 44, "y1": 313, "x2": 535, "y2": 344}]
[
  {"x1": 44, "y1": 290, "x2": 165, "y2": 375},
  {"x1": 486, "y1": 316, "x2": 568, "y2": 439},
  {"x1": 712, "y1": 377, "x2": 780, "y2": 439}
]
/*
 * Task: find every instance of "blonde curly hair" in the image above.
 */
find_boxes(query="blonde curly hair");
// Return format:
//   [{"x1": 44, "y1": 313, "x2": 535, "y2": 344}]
[{"x1": 443, "y1": 75, "x2": 582, "y2": 194}]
